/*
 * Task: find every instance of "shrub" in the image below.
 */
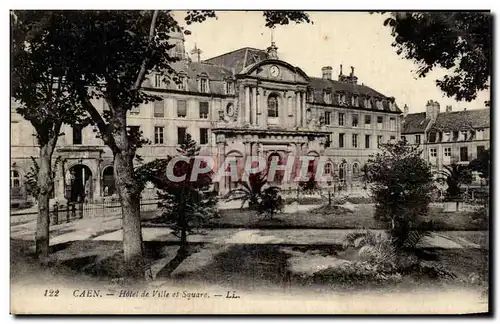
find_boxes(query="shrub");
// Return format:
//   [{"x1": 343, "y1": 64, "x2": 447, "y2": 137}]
[{"x1": 363, "y1": 142, "x2": 435, "y2": 248}]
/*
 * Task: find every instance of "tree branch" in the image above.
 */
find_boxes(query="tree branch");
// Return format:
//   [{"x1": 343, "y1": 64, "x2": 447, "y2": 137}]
[
  {"x1": 77, "y1": 87, "x2": 120, "y2": 154},
  {"x1": 132, "y1": 10, "x2": 159, "y2": 91}
]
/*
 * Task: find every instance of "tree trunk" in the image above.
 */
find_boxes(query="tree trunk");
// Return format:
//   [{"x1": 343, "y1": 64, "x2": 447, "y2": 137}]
[
  {"x1": 114, "y1": 150, "x2": 144, "y2": 279},
  {"x1": 35, "y1": 145, "x2": 54, "y2": 264}
]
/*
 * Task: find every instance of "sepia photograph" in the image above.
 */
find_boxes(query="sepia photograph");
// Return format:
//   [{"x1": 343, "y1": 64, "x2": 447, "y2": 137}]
[{"x1": 9, "y1": 9, "x2": 491, "y2": 315}]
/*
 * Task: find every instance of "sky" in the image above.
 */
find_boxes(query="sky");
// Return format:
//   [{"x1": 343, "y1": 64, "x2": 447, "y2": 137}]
[{"x1": 176, "y1": 11, "x2": 490, "y2": 114}]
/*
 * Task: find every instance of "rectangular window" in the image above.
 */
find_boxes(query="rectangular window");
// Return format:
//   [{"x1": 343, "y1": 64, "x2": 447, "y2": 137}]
[
  {"x1": 177, "y1": 100, "x2": 187, "y2": 118},
  {"x1": 338, "y1": 113, "x2": 345, "y2": 126},
  {"x1": 154, "y1": 126, "x2": 164, "y2": 144},
  {"x1": 199, "y1": 101, "x2": 209, "y2": 119},
  {"x1": 460, "y1": 147, "x2": 468, "y2": 161},
  {"x1": 225, "y1": 81, "x2": 234, "y2": 95},
  {"x1": 444, "y1": 147, "x2": 451, "y2": 157},
  {"x1": 461, "y1": 131, "x2": 468, "y2": 141},
  {"x1": 200, "y1": 128, "x2": 209, "y2": 145},
  {"x1": 352, "y1": 134, "x2": 358, "y2": 148},
  {"x1": 377, "y1": 135, "x2": 383, "y2": 148},
  {"x1": 154, "y1": 74, "x2": 162, "y2": 88},
  {"x1": 324, "y1": 92, "x2": 332, "y2": 104},
  {"x1": 364, "y1": 115, "x2": 371, "y2": 125},
  {"x1": 390, "y1": 136, "x2": 396, "y2": 141},
  {"x1": 339, "y1": 133, "x2": 345, "y2": 148},
  {"x1": 453, "y1": 131, "x2": 459, "y2": 141},
  {"x1": 430, "y1": 148, "x2": 437, "y2": 157},
  {"x1": 352, "y1": 114, "x2": 359, "y2": 127},
  {"x1": 365, "y1": 135, "x2": 371, "y2": 149},
  {"x1": 177, "y1": 127, "x2": 187, "y2": 145},
  {"x1": 415, "y1": 135, "x2": 421, "y2": 145},
  {"x1": 377, "y1": 116, "x2": 383, "y2": 129},
  {"x1": 429, "y1": 132, "x2": 437, "y2": 143},
  {"x1": 401, "y1": 136, "x2": 406, "y2": 144},
  {"x1": 72, "y1": 125, "x2": 83, "y2": 145},
  {"x1": 477, "y1": 145, "x2": 485, "y2": 157},
  {"x1": 390, "y1": 117, "x2": 396, "y2": 130},
  {"x1": 324, "y1": 111, "x2": 331, "y2": 125},
  {"x1": 154, "y1": 100, "x2": 164, "y2": 117},
  {"x1": 443, "y1": 132, "x2": 451, "y2": 142},
  {"x1": 325, "y1": 133, "x2": 332, "y2": 148}
]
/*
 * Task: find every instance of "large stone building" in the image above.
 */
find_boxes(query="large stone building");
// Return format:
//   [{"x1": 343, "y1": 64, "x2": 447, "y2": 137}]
[
  {"x1": 401, "y1": 101, "x2": 490, "y2": 184},
  {"x1": 11, "y1": 31, "x2": 402, "y2": 205}
]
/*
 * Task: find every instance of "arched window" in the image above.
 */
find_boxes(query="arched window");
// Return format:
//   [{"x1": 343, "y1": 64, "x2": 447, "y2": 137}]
[
  {"x1": 324, "y1": 163, "x2": 332, "y2": 175},
  {"x1": 267, "y1": 153, "x2": 283, "y2": 184},
  {"x1": 339, "y1": 163, "x2": 346, "y2": 180},
  {"x1": 267, "y1": 94, "x2": 279, "y2": 118},
  {"x1": 10, "y1": 170, "x2": 20, "y2": 188},
  {"x1": 352, "y1": 163, "x2": 360, "y2": 179}
]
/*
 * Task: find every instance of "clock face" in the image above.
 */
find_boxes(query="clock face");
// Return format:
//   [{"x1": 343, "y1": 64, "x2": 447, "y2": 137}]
[{"x1": 269, "y1": 65, "x2": 280, "y2": 78}]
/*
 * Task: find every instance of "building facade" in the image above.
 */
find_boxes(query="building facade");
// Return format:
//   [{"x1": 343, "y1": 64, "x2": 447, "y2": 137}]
[
  {"x1": 11, "y1": 33, "x2": 402, "y2": 204},
  {"x1": 401, "y1": 101, "x2": 490, "y2": 184}
]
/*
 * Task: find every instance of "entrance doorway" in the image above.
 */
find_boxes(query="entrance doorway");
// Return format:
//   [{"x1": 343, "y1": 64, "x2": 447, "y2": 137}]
[
  {"x1": 102, "y1": 166, "x2": 116, "y2": 196},
  {"x1": 67, "y1": 164, "x2": 92, "y2": 203}
]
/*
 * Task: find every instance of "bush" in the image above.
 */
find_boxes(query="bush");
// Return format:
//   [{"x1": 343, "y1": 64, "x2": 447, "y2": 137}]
[{"x1": 363, "y1": 142, "x2": 435, "y2": 248}]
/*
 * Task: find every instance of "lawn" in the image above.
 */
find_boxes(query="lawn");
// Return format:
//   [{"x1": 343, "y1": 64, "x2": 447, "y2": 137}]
[{"x1": 203, "y1": 204, "x2": 486, "y2": 231}]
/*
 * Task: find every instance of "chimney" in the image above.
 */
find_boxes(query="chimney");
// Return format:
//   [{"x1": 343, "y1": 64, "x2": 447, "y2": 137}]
[
  {"x1": 338, "y1": 64, "x2": 348, "y2": 82},
  {"x1": 348, "y1": 66, "x2": 358, "y2": 84},
  {"x1": 445, "y1": 105, "x2": 452, "y2": 112},
  {"x1": 403, "y1": 104, "x2": 409, "y2": 117},
  {"x1": 425, "y1": 100, "x2": 440, "y2": 121},
  {"x1": 321, "y1": 66, "x2": 333, "y2": 80}
]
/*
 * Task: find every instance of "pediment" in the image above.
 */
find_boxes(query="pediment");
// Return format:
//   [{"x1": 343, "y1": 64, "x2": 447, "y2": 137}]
[{"x1": 239, "y1": 59, "x2": 310, "y2": 84}]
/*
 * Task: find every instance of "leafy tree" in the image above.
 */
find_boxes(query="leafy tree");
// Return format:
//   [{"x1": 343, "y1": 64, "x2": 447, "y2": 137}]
[
  {"x1": 137, "y1": 133, "x2": 217, "y2": 275},
  {"x1": 11, "y1": 12, "x2": 86, "y2": 263},
  {"x1": 12, "y1": 10, "x2": 311, "y2": 279},
  {"x1": 436, "y1": 164, "x2": 472, "y2": 200},
  {"x1": 363, "y1": 141, "x2": 435, "y2": 248},
  {"x1": 257, "y1": 186, "x2": 284, "y2": 219},
  {"x1": 381, "y1": 12, "x2": 492, "y2": 102},
  {"x1": 469, "y1": 148, "x2": 490, "y2": 184}
]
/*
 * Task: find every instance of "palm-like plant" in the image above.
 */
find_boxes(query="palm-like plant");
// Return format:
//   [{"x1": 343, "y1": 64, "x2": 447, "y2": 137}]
[
  {"x1": 436, "y1": 164, "x2": 472, "y2": 200},
  {"x1": 225, "y1": 170, "x2": 280, "y2": 211}
]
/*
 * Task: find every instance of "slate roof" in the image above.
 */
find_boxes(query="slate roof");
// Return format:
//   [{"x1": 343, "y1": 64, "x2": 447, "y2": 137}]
[
  {"x1": 308, "y1": 77, "x2": 400, "y2": 113},
  {"x1": 402, "y1": 112, "x2": 429, "y2": 134},
  {"x1": 203, "y1": 47, "x2": 268, "y2": 74},
  {"x1": 402, "y1": 108, "x2": 490, "y2": 134},
  {"x1": 146, "y1": 46, "x2": 403, "y2": 111},
  {"x1": 144, "y1": 61, "x2": 235, "y2": 95},
  {"x1": 428, "y1": 109, "x2": 490, "y2": 132}
]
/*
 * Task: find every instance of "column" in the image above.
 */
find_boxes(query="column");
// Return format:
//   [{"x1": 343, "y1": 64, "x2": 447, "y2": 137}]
[
  {"x1": 301, "y1": 92, "x2": 306, "y2": 127},
  {"x1": 296, "y1": 92, "x2": 301, "y2": 127},
  {"x1": 244, "y1": 86, "x2": 250, "y2": 125},
  {"x1": 56, "y1": 158, "x2": 65, "y2": 201},
  {"x1": 251, "y1": 141, "x2": 258, "y2": 157},
  {"x1": 216, "y1": 135, "x2": 226, "y2": 194},
  {"x1": 261, "y1": 89, "x2": 268, "y2": 128},
  {"x1": 251, "y1": 87, "x2": 257, "y2": 126}
]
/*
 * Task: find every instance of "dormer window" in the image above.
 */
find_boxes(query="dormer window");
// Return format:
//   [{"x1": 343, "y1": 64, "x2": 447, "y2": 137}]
[
  {"x1": 365, "y1": 97, "x2": 372, "y2": 109},
  {"x1": 198, "y1": 74, "x2": 209, "y2": 93},
  {"x1": 351, "y1": 95, "x2": 359, "y2": 107},
  {"x1": 337, "y1": 93, "x2": 347, "y2": 106},
  {"x1": 225, "y1": 80, "x2": 234, "y2": 95},
  {"x1": 177, "y1": 74, "x2": 187, "y2": 90},
  {"x1": 154, "y1": 74, "x2": 162, "y2": 88},
  {"x1": 307, "y1": 89, "x2": 314, "y2": 102},
  {"x1": 323, "y1": 90, "x2": 332, "y2": 104},
  {"x1": 376, "y1": 100, "x2": 384, "y2": 110}
]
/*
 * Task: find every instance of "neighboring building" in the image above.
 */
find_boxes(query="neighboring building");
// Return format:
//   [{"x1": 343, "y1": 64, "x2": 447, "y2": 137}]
[
  {"x1": 10, "y1": 31, "x2": 402, "y2": 204},
  {"x1": 402, "y1": 101, "x2": 490, "y2": 184}
]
